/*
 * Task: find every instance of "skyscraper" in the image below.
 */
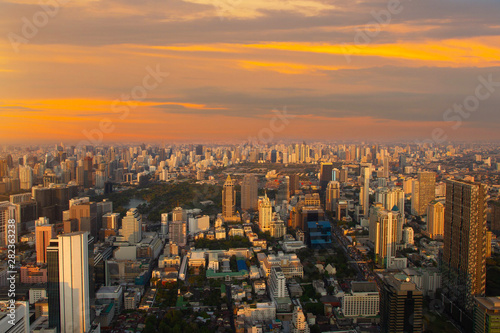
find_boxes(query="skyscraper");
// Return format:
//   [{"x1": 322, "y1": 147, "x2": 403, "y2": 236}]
[
  {"x1": 319, "y1": 162, "x2": 333, "y2": 190},
  {"x1": 411, "y1": 171, "x2": 436, "y2": 216},
  {"x1": 259, "y1": 194, "x2": 272, "y2": 232},
  {"x1": 325, "y1": 181, "x2": 340, "y2": 212},
  {"x1": 222, "y1": 175, "x2": 236, "y2": 220},
  {"x1": 120, "y1": 208, "x2": 142, "y2": 244},
  {"x1": 360, "y1": 163, "x2": 371, "y2": 218},
  {"x1": 58, "y1": 232, "x2": 92, "y2": 333},
  {"x1": 442, "y1": 180, "x2": 487, "y2": 318},
  {"x1": 372, "y1": 209, "x2": 400, "y2": 268},
  {"x1": 380, "y1": 273, "x2": 423, "y2": 333},
  {"x1": 36, "y1": 223, "x2": 55, "y2": 264},
  {"x1": 426, "y1": 200, "x2": 444, "y2": 239},
  {"x1": 289, "y1": 174, "x2": 300, "y2": 196},
  {"x1": 241, "y1": 174, "x2": 258, "y2": 211},
  {"x1": 169, "y1": 220, "x2": 187, "y2": 247}
]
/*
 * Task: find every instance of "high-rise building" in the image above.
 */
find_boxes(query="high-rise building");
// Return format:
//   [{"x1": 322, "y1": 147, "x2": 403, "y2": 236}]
[
  {"x1": 269, "y1": 266, "x2": 289, "y2": 299},
  {"x1": 380, "y1": 273, "x2": 423, "y2": 333},
  {"x1": 58, "y1": 232, "x2": 92, "y2": 333},
  {"x1": 289, "y1": 174, "x2": 300, "y2": 196},
  {"x1": 325, "y1": 181, "x2": 340, "y2": 212},
  {"x1": 427, "y1": 200, "x2": 444, "y2": 239},
  {"x1": 161, "y1": 213, "x2": 169, "y2": 236},
  {"x1": 47, "y1": 238, "x2": 61, "y2": 332},
  {"x1": 241, "y1": 174, "x2": 258, "y2": 211},
  {"x1": 442, "y1": 180, "x2": 487, "y2": 318},
  {"x1": 172, "y1": 206, "x2": 184, "y2": 222},
  {"x1": 222, "y1": 175, "x2": 236, "y2": 220},
  {"x1": 169, "y1": 220, "x2": 187, "y2": 247},
  {"x1": 36, "y1": 223, "x2": 55, "y2": 264},
  {"x1": 270, "y1": 218, "x2": 286, "y2": 238},
  {"x1": 69, "y1": 201, "x2": 98, "y2": 239},
  {"x1": 492, "y1": 201, "x2": 500, "y2": 233},
  {"x1": 19, "y1": 165, "x2": 33, "y2": 190},
  {"x1": 473, "y1": 296, "x2": 500, "y2": 333},
  {"x1": 319, "y1": 163, "x2": 333, "y2": 190},
  {"x1": 259, "y1": 194, "x2": 272, "y2": 232},
  {"x1": 360, "y1": 163, "x2": 371, "y2": 218},
  {"x1": 372, "y1": 209, "x2": 400, "y2": 268},
  {"x1": 120, "y1": 208, "x2": 142, "y2": 244},
  {"x1": 0, "y1": 201, "x2": 16, "y2": 246},
  {"x1": 411, "y1": 171, "x2": 436, "y2": 216}
]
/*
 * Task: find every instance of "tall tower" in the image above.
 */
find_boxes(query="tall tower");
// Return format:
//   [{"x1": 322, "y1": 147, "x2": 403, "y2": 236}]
[
  {"x1": 427, "y1": 200, "x2": 444, "y2": 239},
  {"x1": 241, "y1": 174, "x2": 258, "y2": 211},
  {"x1": 373, "y1": 209, "x2": 399, "y2": 268},
  {"x1": 222, "y1": 175, "x2": 236, "y2": 220},
  {"x1": 36, "y1": 223, "x2": 55, "y2": 264},
  {"x1": 412, "y1": 171, "x2": 436, "y2": 216},
  {"x1": 360, "y1": 163, "x2": 371, "y2": 218},
  {"x1": 47, "y1": 239, "x2": 61, "y2": 332},
  {"x1": 58, "y1": 231, "x2": 91, "y2": 333},
  {"x1": 442, "y1": 180, "x2": 487, "y2": 316},
  {"x1": 380, "y1": 273, "x2": 423, "y2": 333},
  {"x1": 325, "y1": 181, "x2": 340, "y2": 212},
  {"x1": 259, "y1": 194, "x2": 272, "y2": 232}
]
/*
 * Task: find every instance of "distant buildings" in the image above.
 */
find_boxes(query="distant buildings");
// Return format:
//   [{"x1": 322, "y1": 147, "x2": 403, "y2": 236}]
[
  {"x1": 241, "y1": 174, "x2": 258, "y2": 211},
  {"x1": 411, "y1": 171, "x2": 436, "y2": 216},
  {"x1": 222, "y1": 175, "x2": 236, "y2": 221}
]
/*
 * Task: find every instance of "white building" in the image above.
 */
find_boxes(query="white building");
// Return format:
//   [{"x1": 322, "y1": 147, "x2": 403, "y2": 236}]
[
  {"x1": 342, "y1": 281, "x2": 379, "y2": 318},
  {"x1": 291, "y1": 305, "x2": 310, "y2": 333},
  {"x1": 58, "y1": 232, "x2": 91, "y2": 333},
  {"x1": 120, "y1": 208, "x2": 142, "y2": 244},
  {"x1": 0, "y1": 301, "x2": 29, "y2": 333},
  {"x1": 259, "y1": 194, "x2": 272, "y2": 232},
  {"x1": 269, "y1": 267, "x2": 289, "y2": 299}
]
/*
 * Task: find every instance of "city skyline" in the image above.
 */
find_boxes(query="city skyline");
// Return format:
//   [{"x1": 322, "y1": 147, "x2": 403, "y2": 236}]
[{"x1": 1, "y1": 1, "x2": 500, "y2": 144}]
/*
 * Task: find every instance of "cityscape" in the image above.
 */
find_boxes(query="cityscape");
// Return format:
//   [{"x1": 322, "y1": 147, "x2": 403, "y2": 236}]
[
  {"x1": 1, "y1": 0, "x2": 500, "y2": 333},
  {"x1": 0, "y1": 143, "x2": 499, "y2": 333}
]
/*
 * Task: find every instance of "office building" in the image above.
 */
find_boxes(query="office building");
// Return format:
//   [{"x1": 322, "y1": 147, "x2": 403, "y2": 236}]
[
  {"x1": 427, "y1": 200, "x2": 444, "y2": 239},
  {"x1": 411, "y1": 171, "x2": 436, "y2": 216},
  {"x1": 442, "y1": 180, "x2": 487, "y2": 317},
  {"x1": 241, "y1": 174, "x2": 258, "y2": 211},
  {"x1": 360, "y1": 163, "x2": 371, "y2": 217},
  {"x1": 492, "y1": 201, "x2": 500, "y2": 233},
  {"x1": 269, "y1": 266, "x2": 289, "y2": 299},
  {"x1": 36, "y1": 223, "x2": 55, "y2": 263},
  {"x1": 381, "y1": 273, "x2": 423, "y2": 333},
  {"x1": 342, "y1": 281, "x2": 380, "y2": 318},
  {"x1": 325, "y1": 181, "x2": 340, "y2": 212},
  {"x1": 58, "y1": 232, "x2": 92, "y2": 333},
  {"x1": 222, "y1": 175, "x2": 236, "y2": 220},
  {"x1": 259, "y1": 194, "x2": 272, "y2": 232},
  {"x1": 120, "y1": 208, "x2": 142, "y2": 244},
  {"x1": 473, "y1": 296, "x2": 500, "y2": 333},
  {"x1": 372, "y1": 209, "x2": 400, "y2": 268},
  {"x1": 169, "y1": 220, "x2": 187, "y2": 247}
]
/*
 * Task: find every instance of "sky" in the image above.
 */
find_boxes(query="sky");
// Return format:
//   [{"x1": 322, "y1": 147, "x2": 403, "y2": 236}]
[{"x1": 1, "y1": 0, "x2": 500, "y2": 144}]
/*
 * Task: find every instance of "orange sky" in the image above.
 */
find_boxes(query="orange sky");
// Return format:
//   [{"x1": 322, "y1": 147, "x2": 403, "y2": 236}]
[{"x1": 1, "y1": 0, "x2": 500, "y2": 144}]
